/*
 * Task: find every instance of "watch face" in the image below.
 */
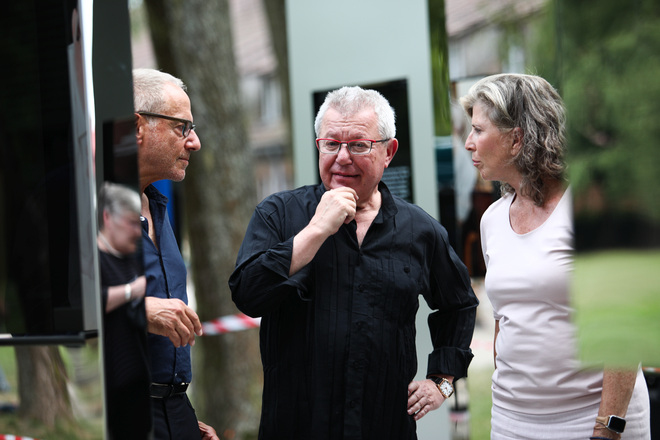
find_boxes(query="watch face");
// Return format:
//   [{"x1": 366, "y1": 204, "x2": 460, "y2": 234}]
[
  {"x1": 439, "y1": 380, "x2": 453, "y2": 398},
  {"x1": 609, "y1": 416, "x2": 626, "y2": 433}
]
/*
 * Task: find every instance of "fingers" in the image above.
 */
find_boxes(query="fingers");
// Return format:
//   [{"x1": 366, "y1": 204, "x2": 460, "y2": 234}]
[
  {"x1": 145, "y1": 297, "x2": 202, "y2": 348},
  {"x1": 198, "y1": 421, "x2": 219, "y2": 440},
  {"x1": 173, "y1": 307, "x2": 197, "y2": 347},
  {"x1": 334, "y1": 187, "x2": 358, "y2": 224},
  {"x1": 410, "y1": 398, "x2": 431, "y2": 421},
  {"x1": 406, "y1": 379, "x2": 445, "y2": 421},
  {"x1": 191, "y1": 308, "x2": 203, "y2": 336},
  {"x1": 181, "y1": 306, "x2": 203, "y2": 345},
  {"x1": 407, "y1": 385, "x2": 429, "y2": 419},
  {"x1": 312, "y1": 188, "x2": 359, "y2": 234}
]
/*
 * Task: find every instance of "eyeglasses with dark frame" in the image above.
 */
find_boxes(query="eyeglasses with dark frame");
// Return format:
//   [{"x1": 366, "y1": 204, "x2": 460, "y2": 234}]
[
  {"x1": 137, "y1": 111, "x2": 196, "y2": 138},
  {"x1": 316, "y1": 138, "x2": 390, "y2": 155}
]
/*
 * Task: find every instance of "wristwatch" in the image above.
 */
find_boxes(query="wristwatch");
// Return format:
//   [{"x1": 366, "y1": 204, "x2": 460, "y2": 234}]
[
  {"x1": 596, "y1": 415, "x2": 626, "y2": 434},
  {"x1": 429, "y1": 377, "x2": 454, "y2": 399}
]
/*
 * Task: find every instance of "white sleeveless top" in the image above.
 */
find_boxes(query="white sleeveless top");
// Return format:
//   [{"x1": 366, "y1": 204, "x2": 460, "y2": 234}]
[{"x1": 480, "y1": 189, "x2": 603, "y2": 414}]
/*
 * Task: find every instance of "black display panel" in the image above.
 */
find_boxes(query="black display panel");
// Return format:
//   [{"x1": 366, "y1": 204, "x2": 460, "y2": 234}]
[
  {"x1": 0, "y1": 0, "x2": 137, "y2": 345},
  {"x1": 0, "y1": 0, "x2": 96, "y2": 344}
]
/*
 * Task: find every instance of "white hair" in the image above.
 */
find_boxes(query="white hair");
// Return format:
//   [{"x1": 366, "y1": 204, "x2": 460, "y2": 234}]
[
  {"x1": 133, "y1": 68, "x2": 186, "y2": 113},
  {"x1": 314, "y1": 86, "x2": 396, "y2": 139}
]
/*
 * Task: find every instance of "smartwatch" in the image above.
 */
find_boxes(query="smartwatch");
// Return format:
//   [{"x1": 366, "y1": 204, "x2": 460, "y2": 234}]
[
  {"x1": 596, "y1": 415, "x2": 626, "y2": 434},
  {"x1": 429, "y1": 377, "x2": 454, "y2": 399}
]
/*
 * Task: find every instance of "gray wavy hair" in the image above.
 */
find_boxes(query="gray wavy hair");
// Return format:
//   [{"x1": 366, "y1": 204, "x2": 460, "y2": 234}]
[
  {"x1": 314, "y1": 86, "x2": 396, "y2": 139},
  {"x1": 460, "y1": 73, "x2": 567, "y2": 206},
  {"x1": 133, "y1": 68, "x2": 186, "y2": 113}
]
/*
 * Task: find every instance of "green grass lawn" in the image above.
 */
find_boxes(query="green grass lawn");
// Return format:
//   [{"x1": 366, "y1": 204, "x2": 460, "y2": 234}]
[
  {"x1": 467, "y1": 366, "x2": 494, "y2": 440},
  {"x1": 572, "y1": 249, "x2": 660, "y2": 368},
  {"x1": 0, "y1": 344, "x2": 104, "y2": 439}
]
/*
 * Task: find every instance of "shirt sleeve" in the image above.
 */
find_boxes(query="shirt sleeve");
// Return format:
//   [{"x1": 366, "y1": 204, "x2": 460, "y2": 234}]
[
  {"x1": 229, "y1": 199, "x2": 312, "y2": 317},
  {"x1": 424, "y1": 221, "x2": 479, "y2": 380}
]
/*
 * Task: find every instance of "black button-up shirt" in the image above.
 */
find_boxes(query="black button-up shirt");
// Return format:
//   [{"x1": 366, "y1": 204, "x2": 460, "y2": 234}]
[{"x1": 229, "y1": 183, "x2": 478, "y2": 440}]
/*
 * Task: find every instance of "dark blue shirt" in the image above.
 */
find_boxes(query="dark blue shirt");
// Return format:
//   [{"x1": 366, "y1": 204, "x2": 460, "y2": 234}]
[
  {"x1": 142, "y1": 184, "x2": 191, "y2": 384},
  {"x1": 229, "y1": 183, "x2": 478, "y2": 440}
]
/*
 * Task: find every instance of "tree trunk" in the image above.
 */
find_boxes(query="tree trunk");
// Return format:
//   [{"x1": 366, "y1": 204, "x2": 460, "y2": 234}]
[
  {"x1": 15, "y1": 345, "x2": 73, "y2": 426},
  {"x1": 144, "y1": 1, "x2": 262, "y2": 437}
]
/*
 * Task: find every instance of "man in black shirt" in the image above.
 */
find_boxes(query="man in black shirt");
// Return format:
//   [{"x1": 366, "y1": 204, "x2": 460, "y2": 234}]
[{"x1": 229, "y1": 86, "x2": 478, "y2": 440}]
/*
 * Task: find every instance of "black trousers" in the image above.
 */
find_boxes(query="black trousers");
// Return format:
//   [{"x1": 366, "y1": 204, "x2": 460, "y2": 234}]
[{"x1": 151, "y1": 393, "x2": 200, "y2": 440}]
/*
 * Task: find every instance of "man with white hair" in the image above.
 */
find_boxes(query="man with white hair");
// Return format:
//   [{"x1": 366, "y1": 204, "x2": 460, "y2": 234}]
[
  {"x1": 230, "y1": 86, "x2": 478, "y2": 439},
  {"x1": 133, "y1": 68, "x2": 217, "y2": 440}
]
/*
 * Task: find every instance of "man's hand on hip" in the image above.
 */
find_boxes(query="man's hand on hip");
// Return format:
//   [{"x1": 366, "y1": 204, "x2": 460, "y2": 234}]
[{"x1": 406, "y1": 379, "x2": 446, "y2": 421}]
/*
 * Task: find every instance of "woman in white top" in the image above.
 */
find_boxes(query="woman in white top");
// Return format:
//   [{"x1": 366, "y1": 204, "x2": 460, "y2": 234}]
[{"x1": 460, "y1": 74, "x2": 650, "y2": 440}]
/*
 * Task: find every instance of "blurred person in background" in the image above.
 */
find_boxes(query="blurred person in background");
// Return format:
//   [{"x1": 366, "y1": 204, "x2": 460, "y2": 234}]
[
  {"x1": 461, "y1": 73, "x2": 650, "y2": 440},
  {"x1": 98, "y1": 181, "x2": 150, "y2": 439}
]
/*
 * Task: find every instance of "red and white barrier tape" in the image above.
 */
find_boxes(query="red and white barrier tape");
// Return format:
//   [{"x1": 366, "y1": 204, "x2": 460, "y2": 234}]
[
  {"x1": 202, "y1": 313, "x2": 260, "y2": 335},
  {"x1": 0, "y1": 435, "x2": 39, "y2": 440}
]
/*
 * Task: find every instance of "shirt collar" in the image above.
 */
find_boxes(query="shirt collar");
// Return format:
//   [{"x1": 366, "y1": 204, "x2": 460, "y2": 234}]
[
  {"x1": 376, "y1": 181, "x2": 397, "y2": 222},
  {"x1": 145, "y1": 184, "x2": 169, "y2": 206}
]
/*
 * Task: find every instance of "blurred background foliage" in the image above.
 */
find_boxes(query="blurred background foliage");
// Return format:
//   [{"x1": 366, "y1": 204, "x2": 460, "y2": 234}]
[{"x1": 534, "y1": 0, "x2": 660, "y2": 228}]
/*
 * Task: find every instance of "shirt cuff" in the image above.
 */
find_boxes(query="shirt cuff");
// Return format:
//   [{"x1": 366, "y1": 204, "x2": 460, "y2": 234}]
[{"x1": 427, "y1": 346, "x2": 474, "y2": 379}]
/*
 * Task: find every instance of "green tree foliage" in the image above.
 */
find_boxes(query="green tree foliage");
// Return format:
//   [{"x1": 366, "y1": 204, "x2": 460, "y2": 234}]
[
  {"x1": 428, "y1": 0, "x2": 451, "y2": 136},
  {"x1": 534, "y1": 0, "x2": 660, "y2": 223}
]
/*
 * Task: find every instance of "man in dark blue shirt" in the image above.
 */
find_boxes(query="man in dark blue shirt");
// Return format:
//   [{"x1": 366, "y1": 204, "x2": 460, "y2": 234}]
[
  {"x1": 133, "y1": 68, "x2": 218, "y2": 440},
  {"x1": 230, "y1": 86, "x2": 478, "y2": 440}
]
